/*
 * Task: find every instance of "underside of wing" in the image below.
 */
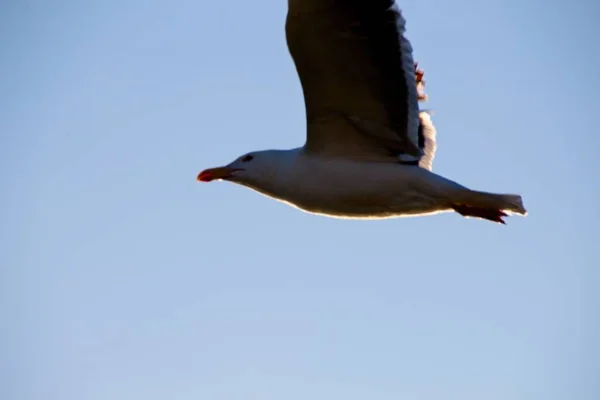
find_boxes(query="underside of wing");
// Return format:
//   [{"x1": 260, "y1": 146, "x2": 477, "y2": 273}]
[{"x1": 286, "y1": 0, "x2": 422, "y2": 160}]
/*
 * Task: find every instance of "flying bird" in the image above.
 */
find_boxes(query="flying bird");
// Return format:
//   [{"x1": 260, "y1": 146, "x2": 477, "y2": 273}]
[{"x1": 198, "y1": 0, "x2": 526, "y2": 224}]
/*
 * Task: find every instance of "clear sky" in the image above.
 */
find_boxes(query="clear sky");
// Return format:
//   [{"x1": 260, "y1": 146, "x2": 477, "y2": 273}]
[{"x1": 2, "y1": 0, "x2": 599, "y2": 399}]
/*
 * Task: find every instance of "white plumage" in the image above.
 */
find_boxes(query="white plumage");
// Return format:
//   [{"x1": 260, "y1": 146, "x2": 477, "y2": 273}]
[
  {"x1": 198, "y1": 0, "x2": 527, "y2": 224},
  {"x1": 418, "y1": 111, "x2": 437, "y2": 171}
]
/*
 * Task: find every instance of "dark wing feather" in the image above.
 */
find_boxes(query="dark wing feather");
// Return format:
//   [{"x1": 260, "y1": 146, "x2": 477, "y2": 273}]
[{"x1": 286, "y1": 0, "x2": 422, "y2": 160}]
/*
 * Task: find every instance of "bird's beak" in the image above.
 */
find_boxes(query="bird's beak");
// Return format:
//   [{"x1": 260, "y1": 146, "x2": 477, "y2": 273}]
[{"x1": 197, "y1": 166, "x2": 240, "y2": 182}]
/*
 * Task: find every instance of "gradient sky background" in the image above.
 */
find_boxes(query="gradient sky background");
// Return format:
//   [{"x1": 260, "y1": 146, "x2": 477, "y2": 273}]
[{"x1": 2, "y1": 0, "x2": 599, "y2": 399}]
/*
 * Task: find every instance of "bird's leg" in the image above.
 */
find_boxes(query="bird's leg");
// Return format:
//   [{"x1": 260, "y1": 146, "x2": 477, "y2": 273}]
[{"x1": 414, "y1": 61, "x2": 427, "y2": 101}]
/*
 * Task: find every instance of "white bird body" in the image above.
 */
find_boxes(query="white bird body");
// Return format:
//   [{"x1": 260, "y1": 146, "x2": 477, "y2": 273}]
[
  {"x1": 198, "y1": 0, "x2": 527, "y2": 224},
  {"x1": 226, "y1": 148, "x2": 525, "y2": 221}
]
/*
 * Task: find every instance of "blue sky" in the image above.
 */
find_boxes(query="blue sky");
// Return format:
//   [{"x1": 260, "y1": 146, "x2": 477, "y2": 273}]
[{"x1": 2, "y1": 0, "x2": 598, "y2": 399}]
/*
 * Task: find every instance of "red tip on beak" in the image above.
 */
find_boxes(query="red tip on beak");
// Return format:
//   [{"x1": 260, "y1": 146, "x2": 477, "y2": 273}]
[
  {"x1": 197, "y1": 170, "x2": 214, "y2": 182},
  {"x1": 197, "y1": 167, "x2": 239, "y2": 182}
]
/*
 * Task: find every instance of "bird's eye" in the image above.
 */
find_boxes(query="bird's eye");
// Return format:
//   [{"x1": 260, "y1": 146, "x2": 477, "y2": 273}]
[{"x1": 241, "y1": 154, "x2": 254, "y2": 162}]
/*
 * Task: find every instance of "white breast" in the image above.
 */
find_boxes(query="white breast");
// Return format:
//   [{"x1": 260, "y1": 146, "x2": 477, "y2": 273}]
[{"x1": 276, "y1": 154, "x2": 464, "y2": 219}]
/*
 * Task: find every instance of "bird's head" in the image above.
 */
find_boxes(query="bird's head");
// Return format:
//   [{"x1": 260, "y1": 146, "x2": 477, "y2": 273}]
[{"x1": 197, "y1": 149, "x2": 292, "y2": 188}]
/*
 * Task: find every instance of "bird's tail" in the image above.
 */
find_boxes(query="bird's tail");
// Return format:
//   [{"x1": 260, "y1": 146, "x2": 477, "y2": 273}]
[{"x1": 452, "y1": 190, "x2": 527, "y2": 224}]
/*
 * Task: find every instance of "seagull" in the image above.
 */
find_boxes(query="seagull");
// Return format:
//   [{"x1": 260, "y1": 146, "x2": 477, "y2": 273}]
[{"x1": 197, "y1": 0, "x2": 526, "y2": 224}]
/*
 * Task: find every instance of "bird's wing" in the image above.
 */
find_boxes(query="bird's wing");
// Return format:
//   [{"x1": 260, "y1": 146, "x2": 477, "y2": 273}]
[
  {"x1": 418, "y1": 111, "x2": 437, "y2": 171},
  {"x1": 286, "y1": 0, "x2": 422, "y2": 161}
]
